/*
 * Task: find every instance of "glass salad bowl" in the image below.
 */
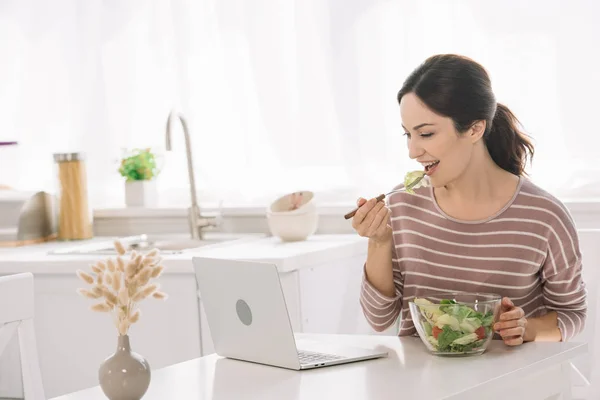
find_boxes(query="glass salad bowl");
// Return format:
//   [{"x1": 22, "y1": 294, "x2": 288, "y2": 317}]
[{"x1": 408, "y1": 292, "x2": 502, "y2": 356}]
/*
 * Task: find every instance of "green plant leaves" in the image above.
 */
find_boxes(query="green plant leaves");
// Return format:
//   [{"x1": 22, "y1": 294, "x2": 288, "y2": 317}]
[{"x1": 119, "y1": 148, "x2": 159, "y2": 181}]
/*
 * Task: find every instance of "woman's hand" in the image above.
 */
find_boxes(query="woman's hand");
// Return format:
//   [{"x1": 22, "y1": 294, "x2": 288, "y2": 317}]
[
  {"x1": 494, "y1": 297, "x2": 528, "y2": 346},
  {"x1": 351, "y1": 197, "x2": 392, "y2": 245}
]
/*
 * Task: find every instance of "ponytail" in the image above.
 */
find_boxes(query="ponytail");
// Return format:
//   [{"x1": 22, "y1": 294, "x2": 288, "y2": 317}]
[{"x1": 485, "y1": 103, "x2": 535, "y2": 176}]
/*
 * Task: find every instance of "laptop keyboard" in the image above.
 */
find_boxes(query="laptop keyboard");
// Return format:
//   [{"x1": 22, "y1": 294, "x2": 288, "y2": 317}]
[{"x1": 298, "y1": 350, "x2": 345, "y2": 365}]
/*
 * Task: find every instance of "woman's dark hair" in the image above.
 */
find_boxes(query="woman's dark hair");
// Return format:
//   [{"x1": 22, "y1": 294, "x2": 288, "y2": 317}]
[{"x1": 397, "y1": 54, "x2": 534, "y2": 176}]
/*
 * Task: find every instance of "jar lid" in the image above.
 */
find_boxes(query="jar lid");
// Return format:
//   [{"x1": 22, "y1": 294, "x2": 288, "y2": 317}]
[{"x1": 54, "y1": 153, "x2": 85, "y2": 162}]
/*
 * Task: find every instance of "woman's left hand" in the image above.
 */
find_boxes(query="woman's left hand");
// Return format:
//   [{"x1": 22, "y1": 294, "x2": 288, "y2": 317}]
[{"x1": 494, "y1": 297, "x2": 528, "y2": 346}]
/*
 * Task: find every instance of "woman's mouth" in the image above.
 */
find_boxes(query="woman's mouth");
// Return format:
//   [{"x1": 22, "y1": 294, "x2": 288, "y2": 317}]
[{"x1": 424, "y1": 161, "x2": 440, "y2": 176}]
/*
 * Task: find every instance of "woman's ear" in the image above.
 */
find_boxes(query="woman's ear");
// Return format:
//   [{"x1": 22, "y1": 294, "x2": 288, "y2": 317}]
[{"x1": 469, "y1": 120, "x2": 486, "y2": 143}]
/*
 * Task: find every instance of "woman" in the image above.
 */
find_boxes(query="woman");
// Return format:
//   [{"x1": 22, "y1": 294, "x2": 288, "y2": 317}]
[{"x1": 353, "y1": 54, "x2": 586, "y2": 346}]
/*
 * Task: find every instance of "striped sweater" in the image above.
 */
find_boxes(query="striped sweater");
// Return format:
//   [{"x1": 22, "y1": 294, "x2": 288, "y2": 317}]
[{"x1": 359, "y1": 176, "x2": 586, "y2": 341}]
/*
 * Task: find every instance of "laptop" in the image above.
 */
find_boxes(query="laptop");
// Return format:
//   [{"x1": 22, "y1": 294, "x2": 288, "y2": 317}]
[{"x1": 192, "y1": 256, "x2": 388, "y2": 370}]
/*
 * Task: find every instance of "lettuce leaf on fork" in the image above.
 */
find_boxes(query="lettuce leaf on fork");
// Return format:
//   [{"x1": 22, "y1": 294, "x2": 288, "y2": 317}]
[{"x1": 403, "y1": 170, "x2": 428, "y2": 194}]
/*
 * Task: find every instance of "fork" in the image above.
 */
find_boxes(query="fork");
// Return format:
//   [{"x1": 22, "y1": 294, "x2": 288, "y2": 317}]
[{"x1": 343, "y1": 175, "x2": 425, "y2": 220}]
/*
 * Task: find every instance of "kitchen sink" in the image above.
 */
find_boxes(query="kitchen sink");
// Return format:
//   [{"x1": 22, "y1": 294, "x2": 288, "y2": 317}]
[{"x1": 48, "y1": 233, "x2": 260, "y2": 255}]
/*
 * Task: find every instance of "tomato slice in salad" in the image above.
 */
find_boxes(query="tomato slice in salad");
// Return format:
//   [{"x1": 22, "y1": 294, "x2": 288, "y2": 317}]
[
  {"x1": 475, "y1": 326, "x2": 486, "y2": 340},
  {"x1": 432, "y1": 325, "x2": 442, "y2": 339}
]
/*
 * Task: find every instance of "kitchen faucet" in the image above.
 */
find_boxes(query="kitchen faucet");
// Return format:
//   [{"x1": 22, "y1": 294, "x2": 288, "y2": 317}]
[{"x1": 165, "y1": 110, "x2": 218, "y2": 240}]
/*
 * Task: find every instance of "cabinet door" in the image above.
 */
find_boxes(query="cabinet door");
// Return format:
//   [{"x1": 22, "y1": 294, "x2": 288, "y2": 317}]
[{"x1": 298, "y1": 253, "x2": 398, "y2": 335}]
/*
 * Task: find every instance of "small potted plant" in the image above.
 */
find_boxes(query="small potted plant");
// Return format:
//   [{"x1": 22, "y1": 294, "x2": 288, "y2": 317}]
[{"x1": 118, "y1": 148, "x2": 160, "y2": 207}]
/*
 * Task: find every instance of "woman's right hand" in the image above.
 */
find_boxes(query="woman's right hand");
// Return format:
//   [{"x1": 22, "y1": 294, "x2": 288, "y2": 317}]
[{"x1": 351, "y1": 197, "x2": 392, "y2": 244}]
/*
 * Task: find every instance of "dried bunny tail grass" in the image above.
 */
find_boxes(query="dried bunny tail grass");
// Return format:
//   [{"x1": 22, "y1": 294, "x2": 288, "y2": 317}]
[
  {"x1": 132, "y1": 284, "x2": 158, "y2": 302},
  {"x1": 102, "y1": 288, "x2": 118, "y2": 306},
  {"x1": 130, "y1": 250, "x2": 138, "y2": 260},
  {"x1": 151, "y1": 265, "x2": 164, "y2": 279},
  {"x1": 112, "y1": 271, "x2": 122, "y2": 292},
  {"x1": 128, "y1": 282, "x2": 138, "y2": 298},
  {"x1": 107, "y1": 259, "x2": 116, "y2": 272},
  {"x1": 125, "y1": 260, "x2": 137, "y2": 278},
  {"x1": 118, "y1": 320, "x2": 129, "y2": 335},
  {"x1": 91, "y1": 302, "x2": 112, "y2": 312},
  {"x1": 114, "y1": 240, "x2": 126, "y2": 255},
  {"x1": 153, "y1": 291, "x2": 168, "y2": 300},
  {"x1": 151, "y1": 257, "x2": 163, "y2": 267},
  {"x1": 135, "y1": 267, "x2": 153, "y2": 287},
  {"x1": 118, "y1": 305, "x2": 128, "y2": 319},
  {"x1": 97, "y1": 261, "x2": 107, "y2": 271},
  {"x1": 77, "y1": 288, "x2": 102, "y2": 299},
  {"x1": 118, "y1": 287, "x2": 129, "y2": 305},
  {"x1": 142, "y1": 256, "x2": 162, "y2": 267},
  {"x1": 97, "y1": 273, "x2": 104, "y2": 285},
  {"x1": 129, "y1": 309, "x2": 141, "y2": 323},
  {"x1": 91, "y1": 285, "x2": 104, "y2": 297},
  {"x1": 91, "y1": 264, "x2": 102, "y2": 274},
  {"x1": 134, "y1": 254, "x2": 143, "y2": 270},
  {"x1": 142, "y1": 256, "x2": 155, "y2": 266},
  {"x1": 105, "y1": 273, "x2": 113, "y2": 286},
  {"x1": 147, "y1": 248, "x2": 159, "y2": 258},
  {"x1": 77, "y1": 270, "x2": 94, "y2": 285},
  {"x1": 116, "y1": 257, "x2": 125, "y2": 272}
]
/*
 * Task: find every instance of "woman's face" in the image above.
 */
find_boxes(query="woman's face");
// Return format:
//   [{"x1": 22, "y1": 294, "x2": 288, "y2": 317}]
[{"x1": 399, "y1": 92, "x2": 484, "y2": 188}]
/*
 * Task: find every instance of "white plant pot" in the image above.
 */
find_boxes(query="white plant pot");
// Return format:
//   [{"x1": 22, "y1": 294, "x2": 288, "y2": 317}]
[{"x1": 125, "y1": 180, "x2": 157, "y2": 208}]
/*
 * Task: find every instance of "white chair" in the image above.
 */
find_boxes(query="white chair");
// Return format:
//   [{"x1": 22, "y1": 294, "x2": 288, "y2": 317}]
[{"x1": 0, "y1": 272, "x2": 45, "y2": 399}]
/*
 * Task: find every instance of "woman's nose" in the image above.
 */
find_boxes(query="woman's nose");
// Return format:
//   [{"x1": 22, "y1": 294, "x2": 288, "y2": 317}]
[{"x1": 407, "y1": 138, "x2": 424, "y2": 160}]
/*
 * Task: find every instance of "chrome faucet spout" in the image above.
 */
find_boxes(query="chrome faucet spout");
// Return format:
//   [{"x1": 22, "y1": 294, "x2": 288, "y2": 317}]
[{"x1": 165, "y1": 110, "x2": 216, "y2": 239}]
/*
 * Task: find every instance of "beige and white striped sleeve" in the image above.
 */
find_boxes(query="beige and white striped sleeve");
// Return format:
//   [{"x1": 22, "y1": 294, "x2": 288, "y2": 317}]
[
  {"x1": 541, "y1": 206, "x2": 587, "y2": 341},
  {"x1": 359, "y1": 251, "x2": 403, "y2": 332}
]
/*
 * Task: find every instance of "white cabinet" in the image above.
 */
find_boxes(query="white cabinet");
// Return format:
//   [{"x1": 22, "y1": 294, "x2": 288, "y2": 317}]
[{"x1": 0, "y1": 234, "x2": 389, "y2": 398}]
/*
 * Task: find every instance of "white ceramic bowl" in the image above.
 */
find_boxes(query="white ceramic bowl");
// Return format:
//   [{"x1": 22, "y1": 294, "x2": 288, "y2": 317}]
[{"x1": 266, "y1": 191, "x2": 318, "y2": 242}]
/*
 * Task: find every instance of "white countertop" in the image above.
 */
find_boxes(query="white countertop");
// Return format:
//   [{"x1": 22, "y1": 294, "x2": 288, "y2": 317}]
[
  {"x1": 50, "y1": 333, "x2": 587, "y2": 400},
  {"x1": 0, "y1": 233, "x2": 368, "y2": 274}
]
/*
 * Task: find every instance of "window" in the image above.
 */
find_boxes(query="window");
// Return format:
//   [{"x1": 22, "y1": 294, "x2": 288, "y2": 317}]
[{"x1": 1, "y1": 1, "x2": 599, "y2": 209}]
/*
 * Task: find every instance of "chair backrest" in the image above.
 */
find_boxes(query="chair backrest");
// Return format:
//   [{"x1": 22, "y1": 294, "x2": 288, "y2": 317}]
[
  {"x1": 0, "y1": 273, "x2": 45, "y2": 400},
  {"x1": 0, "y1": 272, "x2": 35, "y2": 325}
]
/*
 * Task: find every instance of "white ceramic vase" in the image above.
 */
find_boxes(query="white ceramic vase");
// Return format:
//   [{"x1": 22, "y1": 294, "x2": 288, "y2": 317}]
[{"x1": 125, "y1": 180, "x2": 157, "y2": 208}]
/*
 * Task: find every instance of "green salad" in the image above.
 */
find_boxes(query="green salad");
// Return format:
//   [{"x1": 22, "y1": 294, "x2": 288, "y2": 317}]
[
  {"x1": 414, "y1": 298, "x2": 495, "y2": 353},
  {"x1": 403, "y1": 170, "x2": 427, "y2": 194}
]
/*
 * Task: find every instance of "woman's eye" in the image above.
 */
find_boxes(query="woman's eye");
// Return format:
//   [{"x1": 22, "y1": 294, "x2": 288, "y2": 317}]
[
  {"x1": 420, "y1": 132, "x2": 434, "y2": 138},
  {"x1": 403, "y1": 132, "x2": 410, "y2": 138}
]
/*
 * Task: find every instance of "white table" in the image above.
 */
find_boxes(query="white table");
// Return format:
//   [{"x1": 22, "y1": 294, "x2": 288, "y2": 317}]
[{"x1": 51, "y1": 334, "x2": 587, "y2": 400}]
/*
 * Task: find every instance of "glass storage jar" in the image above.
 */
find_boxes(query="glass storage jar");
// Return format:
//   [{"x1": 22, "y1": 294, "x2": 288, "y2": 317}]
[{"x1": 53, "y1": 152, "x2": 93, "y2": 240}]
